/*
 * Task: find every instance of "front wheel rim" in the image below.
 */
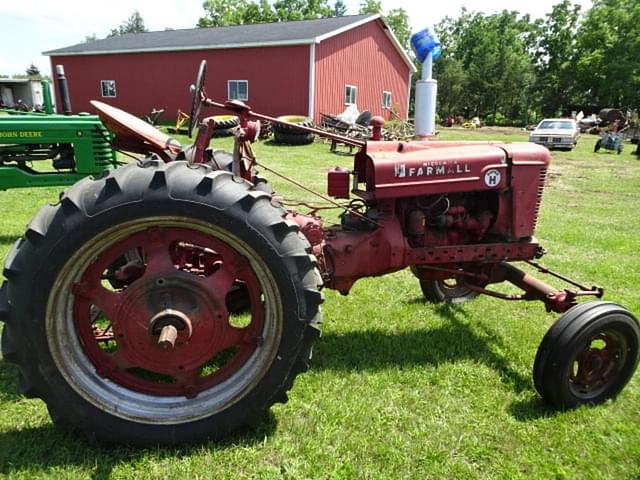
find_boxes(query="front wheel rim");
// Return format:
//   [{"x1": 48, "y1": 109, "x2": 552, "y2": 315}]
[{"x1": 568, "y1": 329, "x2": 629, "y2": 400}]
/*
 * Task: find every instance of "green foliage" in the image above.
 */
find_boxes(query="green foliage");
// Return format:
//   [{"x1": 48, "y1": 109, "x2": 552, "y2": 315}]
[
  {"x1": 384, "y1": 8, "x2": 411, "y2": 51},
  {"x1": 198, "y1": 0, "x2": 332, "y2": 26},
  {"x1": 198, "y1": 0, "x2": 251, "y2": 27},
  {"x1": 533, "y1": 0, "x2": 583, "y2": 116},
  {"x1": 573, "y1": 0, "x2": 640, "y2": 108},
  {"x1": 25, "y1": 64, "x2": 40, "y2": 78},
  {"x1": 107, "y1": 10, "x2": 148, "y2": 37},
  {"x1": 435, "y1": 9, "x2": 536, "y2": 122},
  {"x1": 358, "y1": 0, "x2": 382, "y2": 14},
  {"x1": 434, "y1": 0, "x2": 640, "y2": 121},
  {"x1": 434, "y1": 57, "x2": 468, "y2": 117},
  {"x1": 333, "y1": 0, "x2": 347, "y2": 17},
  {"x1": 272, "y1": 0, "x2": 332, "y2": 22}
]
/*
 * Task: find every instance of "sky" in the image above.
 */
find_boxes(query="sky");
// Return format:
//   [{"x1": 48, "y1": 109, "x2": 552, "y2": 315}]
[{"x1": 0, "y1": 0, "x2": 593, "y2": 77}]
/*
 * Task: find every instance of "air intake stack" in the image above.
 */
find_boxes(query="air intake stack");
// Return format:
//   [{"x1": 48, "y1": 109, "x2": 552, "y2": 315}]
[{"x1": 411, "y1": 28, "x2": 441, "y2": 139}]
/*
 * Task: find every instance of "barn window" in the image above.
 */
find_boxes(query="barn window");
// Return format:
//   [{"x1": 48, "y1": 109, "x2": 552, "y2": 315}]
[
  {"x1": 344, "y1": 85, "x2": 357, "y2": 105},
  {"x1": 382, "y1": 91, "x2": 392, "y2": 109},
  {"x1": 228, "y1": 80, "x2": 248, "y2": 101},
  {"x1": 101, "y1": 80, "x2": 116, "y2": 98}
]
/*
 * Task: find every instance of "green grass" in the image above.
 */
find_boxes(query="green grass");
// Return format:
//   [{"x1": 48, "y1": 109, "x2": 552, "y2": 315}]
[{"x1": 0, "y1": 129, "x2": 639, "y2": 479}]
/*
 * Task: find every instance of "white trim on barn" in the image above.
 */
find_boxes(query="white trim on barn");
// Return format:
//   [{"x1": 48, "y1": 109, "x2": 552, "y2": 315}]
[
  {"x1": 308, "y1": 43, "x2": 316, "y2": 119},
  {"x1": 406, "y1": 71, "x2": 412, "y2": 121},
  {"x1": 379, "y1": 18, "x2": 417, "y2": 74},
  {"x1": 314, "y1": 14, "x2": 381, "y2": 43}
]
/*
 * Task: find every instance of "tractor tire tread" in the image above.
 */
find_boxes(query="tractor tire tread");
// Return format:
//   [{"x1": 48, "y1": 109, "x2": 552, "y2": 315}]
[
  {"x1": 273, "y1": 131, "x2": 315, "y2": 146},
  {"x1": 273, "y1": 116, "x2": 314, "y2": 134}
]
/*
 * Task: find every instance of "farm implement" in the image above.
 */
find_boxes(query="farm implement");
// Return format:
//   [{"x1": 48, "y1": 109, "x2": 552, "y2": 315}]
[
  {"x1": 0, "y1": 69, "x2": 118, "y2": 190},
  {"x1": 0, "y1": 61, "x2": 637, "y2": 445}
]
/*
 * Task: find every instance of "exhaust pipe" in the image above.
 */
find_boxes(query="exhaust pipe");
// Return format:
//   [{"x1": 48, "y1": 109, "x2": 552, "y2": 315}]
[{"x1": 56, "y1": 65, "x2": 72, "y2": 115}]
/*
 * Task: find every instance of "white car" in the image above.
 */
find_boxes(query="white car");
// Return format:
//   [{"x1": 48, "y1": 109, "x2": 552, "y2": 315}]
[{"x1": 529, "y1": 119, "x2": 579, "y2": 150}]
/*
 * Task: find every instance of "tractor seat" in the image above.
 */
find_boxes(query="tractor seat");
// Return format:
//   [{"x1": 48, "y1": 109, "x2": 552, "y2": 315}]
[{"x1": 91, "y1": 101, "x2": 182, "y2": 159}]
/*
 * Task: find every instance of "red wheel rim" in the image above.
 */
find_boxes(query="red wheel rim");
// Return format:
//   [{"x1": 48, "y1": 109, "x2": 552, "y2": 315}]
[
  {"x1": 72, "y1": 227, "x2": 264, "y2": 397},
  {"x1": 569, "y1": 331, "x2": 627, "y2": 398}
]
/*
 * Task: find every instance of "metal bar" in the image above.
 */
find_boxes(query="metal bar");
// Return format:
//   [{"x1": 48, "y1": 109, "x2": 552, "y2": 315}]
[
  {"x1": 524, "y1": 259, "x2": 601, "y2": 293},
  {"x1": 204, "y1": 99, "x2": 366, "y2": 147},
  {"x1": 255, "y1": 161, "x2": 379, "y2": 227}
]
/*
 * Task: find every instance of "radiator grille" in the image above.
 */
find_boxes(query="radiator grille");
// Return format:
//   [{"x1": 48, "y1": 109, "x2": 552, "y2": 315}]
[{"x1": 533, "y1": 167, "x2": 547, "y2": 228}]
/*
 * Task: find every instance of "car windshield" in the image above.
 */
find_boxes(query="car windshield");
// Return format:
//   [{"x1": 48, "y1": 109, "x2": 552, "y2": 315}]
[{"x1": 538, "y1": 120, "x2": 574, "y2": 129}]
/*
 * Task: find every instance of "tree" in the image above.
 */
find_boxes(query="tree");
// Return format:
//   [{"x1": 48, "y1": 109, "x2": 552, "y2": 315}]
[
  {"x1": 358, "y1": 0, "x2": 381, "y2": 14},
  {"x1": 108, "y1": 10, "x2": 148, "y2": 37},
  {"x1": 434, "y1": 57, "x2": 468, "y2": 117},
  {"x1": 199, "y1": 0, "x2": 331, "y2": 26},
  {"x1": 333, "y1": 0, "x2": 347, "y2": 17},
  {"x1": 26, "y1": 64, "x2": 41, "y2": 78},
  {"x1": 385, "y1": 8, "x2": 411, "y2": 51},
  {"x1": 272, "y1": 0, "x2": 331, "y2": 21},
  {"x1": 434, "y1": 9, "x2": 536, "y2": 123},
  {"x1": 243, "y1": 0, "x2": 277, "y2": 24},
  {"x1": 533, "y1": 0, "x2": 582, "y2": 116},
  {"x1": 84, "y1": 33, "x2": 98, "y2": 43},
  {"x1": 198, "y1": 0, "x2": 251, "y2": 27},
  {"x1": 573, "y1": 0, "x2": 640, "y2": 108}
]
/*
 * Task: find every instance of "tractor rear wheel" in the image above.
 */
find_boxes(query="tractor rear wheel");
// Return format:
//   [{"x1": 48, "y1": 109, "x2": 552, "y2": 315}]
[
  {"x1": 0, "y1": 160, "x2": 322, "y2": 446},
  {"x1": 419, "y1": 278, "x2": 479, "y2": 304},
  {"x1": 533, "y1": 301, "x2": 639, "y2": 409}
]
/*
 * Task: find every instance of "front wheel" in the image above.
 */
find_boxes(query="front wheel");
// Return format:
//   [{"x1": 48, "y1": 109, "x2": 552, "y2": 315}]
[
  {"x1": 0, "y1": 160, "x2": 322, "y2": 446},
  {"x1": 419, "y1": 278, "x2": 479, "y2": 304},
  {"x1": 533, "y1": 301, "x2": 640, "y2": 409}
]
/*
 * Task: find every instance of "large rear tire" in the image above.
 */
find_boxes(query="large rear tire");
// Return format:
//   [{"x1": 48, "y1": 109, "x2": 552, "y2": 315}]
[
  {"x1": 533, "y1": 301, "x2": 639, "y2": 409},
  {"x1": 0, "y1": 160, "x2": 322, "y2": 446}
]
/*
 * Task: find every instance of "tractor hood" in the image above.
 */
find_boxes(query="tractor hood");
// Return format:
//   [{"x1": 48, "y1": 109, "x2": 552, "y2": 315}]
[{"x1": 354, "y1": 140, "x2": 549, "y2": 199}]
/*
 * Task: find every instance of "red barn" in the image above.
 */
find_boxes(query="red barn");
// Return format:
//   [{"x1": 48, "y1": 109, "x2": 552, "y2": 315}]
[{"x1": 44, "y1": 14, "x2": 415, "y2": 123}]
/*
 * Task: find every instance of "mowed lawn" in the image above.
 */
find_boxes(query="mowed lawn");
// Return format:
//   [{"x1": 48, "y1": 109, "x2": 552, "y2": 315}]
[{"x1": 0, "y1": 127, "x2": 639, "y2": 479}]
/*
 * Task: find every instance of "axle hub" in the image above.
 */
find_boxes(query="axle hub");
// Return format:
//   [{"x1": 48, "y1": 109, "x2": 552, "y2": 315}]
[{"x1": 150, "y1": 308, "x2": 193, "y2": 350}]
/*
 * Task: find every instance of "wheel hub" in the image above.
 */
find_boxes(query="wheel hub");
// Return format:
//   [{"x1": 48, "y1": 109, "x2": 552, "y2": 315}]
[
  {"x1": 112, "y1": 273, "x2": 227, "y2": 376},
  {"x1": 150, "y1": 308, "x2": 193, "y2": 350}
]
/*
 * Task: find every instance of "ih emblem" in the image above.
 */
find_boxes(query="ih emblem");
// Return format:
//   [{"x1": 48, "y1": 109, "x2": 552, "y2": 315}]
[{"x1": 484, "y1": 169, "x2": 501, "y2": 187}]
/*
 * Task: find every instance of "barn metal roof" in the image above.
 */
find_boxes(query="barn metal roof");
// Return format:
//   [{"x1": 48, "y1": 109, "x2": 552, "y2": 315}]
[{"x1": 45, "y1": 14, "x2": 379, "y2": 55}]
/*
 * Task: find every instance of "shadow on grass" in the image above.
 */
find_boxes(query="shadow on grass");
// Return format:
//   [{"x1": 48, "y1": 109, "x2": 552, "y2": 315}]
[
  {"x1": 508, "y1": 396, "x2": 559, "y2": 421},
  {"x1": 0, "y1": 235, "x2": 20, "y2": 247},
  {"x1": 314, "y1": 302, "x2": 531, "y2": 393},
  {"x1": 0, "y1": 412, "x2": 277, "y2": 478},
  {"x1": 0, "y1": 360, "x2": 22, "y2": 401},
  {"x1": 314, "y1": 300, "x2": 569, "y2": 422}
]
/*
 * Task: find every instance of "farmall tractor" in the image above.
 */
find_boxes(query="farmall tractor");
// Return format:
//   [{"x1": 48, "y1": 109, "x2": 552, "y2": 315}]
[{"x1": 1, "y1": 61, "x2": 638, "y2": 446}]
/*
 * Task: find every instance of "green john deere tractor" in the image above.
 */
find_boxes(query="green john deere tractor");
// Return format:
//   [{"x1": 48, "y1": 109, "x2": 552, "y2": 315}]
[{"x1": 0, "y1": 70, "x2": 118, "y2": 190}]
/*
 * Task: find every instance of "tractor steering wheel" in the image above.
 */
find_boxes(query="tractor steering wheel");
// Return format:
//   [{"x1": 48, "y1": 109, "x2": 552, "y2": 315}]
[{"x1": 188, "y1": 60, "x2": 207, "y2": 138}]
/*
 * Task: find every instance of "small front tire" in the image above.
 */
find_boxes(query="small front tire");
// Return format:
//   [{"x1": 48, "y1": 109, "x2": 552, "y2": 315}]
[{"x1": 533, "y1": 301, "x2": 640, "y2": 409}]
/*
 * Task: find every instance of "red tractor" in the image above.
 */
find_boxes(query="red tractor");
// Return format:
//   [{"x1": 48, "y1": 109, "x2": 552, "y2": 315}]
[{"x1": 1, "y1": 61, "x2": 638, "y2": 446}]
